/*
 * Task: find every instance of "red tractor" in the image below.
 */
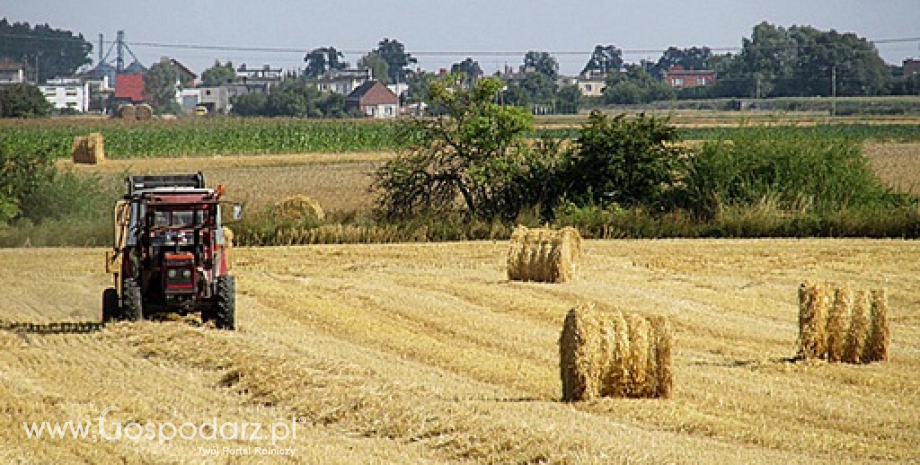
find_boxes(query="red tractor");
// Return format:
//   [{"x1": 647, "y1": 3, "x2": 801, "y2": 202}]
[{"x1": 102, "y1": 173, "x2": 236, "y2": 329}]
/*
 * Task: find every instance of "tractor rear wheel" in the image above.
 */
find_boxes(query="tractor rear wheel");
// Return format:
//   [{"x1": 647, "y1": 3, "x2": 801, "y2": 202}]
[
  {"x1": 102, "y1": 288, "x2": 120, "y2": 323},
  {"x1": 122, "y1": 281, "x2": 143, "y2": 322},
  {"x1": 214, "y1": 275, "x2": 236, "y2": 330}
]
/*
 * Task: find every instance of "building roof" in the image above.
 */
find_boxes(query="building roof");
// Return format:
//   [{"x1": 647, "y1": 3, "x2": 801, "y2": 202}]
[
  {"x1": 345, "y1": 80, "x2": 398, "y2": 105},
  {"x1": 169, "y1": 58, "x2": 197, "y2": 81},
  {"x1": 114, "y1": 73, "x2": 147, "y2": 103},
  {"x1": 0, "y1": 58, "x2": 23, "y2": 72}
]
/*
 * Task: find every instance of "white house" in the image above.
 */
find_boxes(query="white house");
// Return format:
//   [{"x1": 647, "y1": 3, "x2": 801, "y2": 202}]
[
  {"x1": 315, "y1": 68, "x2": 371, "y2": 95},
  {"x1": 39, "y1": 78, "x2": 90, "y2": 112}
]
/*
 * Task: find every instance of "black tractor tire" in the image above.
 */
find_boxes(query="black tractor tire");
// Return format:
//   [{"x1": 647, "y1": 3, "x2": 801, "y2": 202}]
[
  {"x1": 122, "y1": 282, "x2": 144, "y2": 322},
  {"x1": 214, "y1": 275, "x2": 236, "y2": 330},
  {"x1": 102, "y1": 288, "x2": 121, "y2": 323}
]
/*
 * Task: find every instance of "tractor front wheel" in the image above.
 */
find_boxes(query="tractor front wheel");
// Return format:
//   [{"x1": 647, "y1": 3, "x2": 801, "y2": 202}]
[{"x1": 122, "y1": 282, "x2": 143, "y2": 322}]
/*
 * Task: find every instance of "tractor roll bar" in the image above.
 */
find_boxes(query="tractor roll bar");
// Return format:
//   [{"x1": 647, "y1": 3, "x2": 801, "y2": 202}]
[{"x1": 128, "y1": 173, "x2": 205, "y2": 194}]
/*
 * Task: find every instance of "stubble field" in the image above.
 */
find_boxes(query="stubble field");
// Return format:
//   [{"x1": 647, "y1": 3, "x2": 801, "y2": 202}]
[
  {"x1": 1, "y1": 239, "x2": 919, "y2": 463},
  {"x1": 2, "y1": 140, "x2": 919, "y2": 463}
]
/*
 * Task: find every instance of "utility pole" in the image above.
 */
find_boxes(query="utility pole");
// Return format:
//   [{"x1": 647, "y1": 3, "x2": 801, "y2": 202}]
[{"x1": 831, "y1": 65, "x2": 837, "y2": 117}]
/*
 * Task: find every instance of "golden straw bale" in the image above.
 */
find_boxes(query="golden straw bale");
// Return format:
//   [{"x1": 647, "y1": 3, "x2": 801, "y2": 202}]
[
  {"x1": 798, "y1": 282, "x2": 830, "y2": 360},
  {"x1": 135, "y1": 103, "x2": 153, "y2": 121},
  {"x1": 117, "y1": 104, "x2": 136, "y2": 120},
  {"x1": 559, "y1": 303, "x2": 606, "y2": 402},
  {"x1": 826, "y1": 285, "x2": 853, "y2": 362},
  {"x1": 866, "y1": 289, "x2": 890, "y2": 363},
  {"x1": 507, "y1": 226, "x2": 583, "y2": 283},
  {"x1": 72, "y1": 133, "x2": 106, "y2": 164},
  {"x1": 844, "y1": 290, "x2": 871, "y2": 364},
  {"x1": 650, "y1": 316, "x2": 673, "y2": 399},
  {"x1": 273, "y1": 195, "x2": 326, "y2": 221}
]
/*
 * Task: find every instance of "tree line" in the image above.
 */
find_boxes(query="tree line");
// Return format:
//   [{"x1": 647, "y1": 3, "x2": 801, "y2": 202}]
[{"x1": 2, "y1": 18, "x2": 920, "y2": 117}]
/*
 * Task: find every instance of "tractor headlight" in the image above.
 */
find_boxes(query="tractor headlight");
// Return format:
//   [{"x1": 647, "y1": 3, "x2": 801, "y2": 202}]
[
  {"x1": 182, "y1": 269, "x2": 192, "y2": 279},
  {"x1": 168, "y1": 269, "x2": 177, "y2": 279}
]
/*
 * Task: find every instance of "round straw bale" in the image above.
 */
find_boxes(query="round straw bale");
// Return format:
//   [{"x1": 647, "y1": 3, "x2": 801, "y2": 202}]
[
  {"x1": 866, "y1": 289, "x2": 890, "y2": 363},
  {"x1": 117, "y1": 104, "x2": 136, "y2": 120},
  {"x1": 559, "y1": 303, "x2": 605, "y2": 402},
  {"x1": 798, "y1": 282, "x2": 830, "y2": 360},
  {"x1": 844, "y1": 290, "x2": 871, "y2": 364},
  {"x1": 273, "y1": 195, "x2": 325, "y2": 221},
  {"x1": 135, "y1": 103, "x2": 154, "y2": 121},
  {"x1": 826, "y1": 285, "x2": 853, "y2": 362}
]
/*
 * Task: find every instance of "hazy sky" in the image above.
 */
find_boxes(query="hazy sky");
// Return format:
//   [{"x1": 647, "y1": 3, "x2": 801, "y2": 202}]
[{"x1": 4, "y1": 0, "x2": 919, "y2": 76}]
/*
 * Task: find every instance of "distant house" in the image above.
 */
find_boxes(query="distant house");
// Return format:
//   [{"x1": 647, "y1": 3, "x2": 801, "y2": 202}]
[
  {"x1": 180, "y1": 87, "x2": 230, "y2": 114},
  {"x1": 315, "y1": 68, "x2": 371, "y2": 95},
  {"x1": 168, "y1": 58, "x2": 197, "y2": 87},
  {"x1": 0, "y1": 58, "x2": 26, "y2": 85},
  {"x1": 236, "y1": 64, "x2": 283, "y2": 93},
  {"x1": 345, "y1": 81, "x2": 398, "y2": 119},
  {"x1": 904, "y1": 59, "x2": 920, "y2": 77},
  {"x1": 39, "y1": 78, "x2": 90, "y2": 112},
  {"x1": 576, "y1": 71, "x2": 607, "y2": 97},
  {"x1": 663, "y1": 65, "x2": 716, "y2": 89},
  {"x1": 114, "y1": 73, "x2": 147, "y2": 104}
]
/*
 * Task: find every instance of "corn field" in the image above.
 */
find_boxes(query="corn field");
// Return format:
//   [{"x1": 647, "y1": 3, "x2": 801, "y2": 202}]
[{"x1": 0, "y1": 118, "x2": 406, "y2": 158}]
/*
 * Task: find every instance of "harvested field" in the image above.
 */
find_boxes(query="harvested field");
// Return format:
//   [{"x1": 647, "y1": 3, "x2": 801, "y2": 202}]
[{"x1": 1, "y1": 239, "x2": 919, "y2": 463}]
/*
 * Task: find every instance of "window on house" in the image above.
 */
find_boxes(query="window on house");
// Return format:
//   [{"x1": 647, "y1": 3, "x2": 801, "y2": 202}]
[{"x1": 673, "y1": 78, "x2": 684, "y2": 87}]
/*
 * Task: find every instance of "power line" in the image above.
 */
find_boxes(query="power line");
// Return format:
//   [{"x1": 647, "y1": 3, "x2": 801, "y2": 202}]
[{"x1": 2, "y1": 31, "x2": 918, "y2": 59}]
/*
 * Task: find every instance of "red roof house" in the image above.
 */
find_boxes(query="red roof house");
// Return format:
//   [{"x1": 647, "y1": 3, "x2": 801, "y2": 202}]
[
  {"x1": 345, "y1": 81, "x2": 399, "y2": 118},
  {"x1": 663, "y1": 65, "x2": 717, "y2": 89},
  {"x1": 114, "y1": 73, "x2": 147, "y2": 103}
]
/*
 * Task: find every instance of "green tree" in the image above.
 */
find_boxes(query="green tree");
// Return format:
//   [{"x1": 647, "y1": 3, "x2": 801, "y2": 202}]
[
  {"x1": 201, "y1": 60, "x2": 236, "y2": 87},
  {"x1": 144, "y1": 58, "x2": 181, "y2": 113},
  {"x1": 230, "y1": 92, "x2": 268, "y2": 116},
  {"x1": 373, "y1": 38, "x2": 417, "y2": 84},
  {"x1": 303, "y1": 47, "x2": 347, "y2": 79},
  {"x1": 0, "y1": 19, "x2": 92, "y2": 83},
  {"x1": 650, "y1": 46, "x2": 713, "y2": 77},
  {"x1": 555, "y1": 84, "x2": 583, "y2": 114},
  {"x1": 373, "y1": 76, "x2": 535, "y2": 219},
  {"x1": 581, "y1": 45, "x2": 623, "y2": 76},
  {"x1": 358, "y1": 52, "x2": 389, "y2": 83},
  {"x1": 450, "y1": 57, "x2": 483, "y2": 86},
  {"x1": 717, "y1": 22, "x2": 892, "y2": 98},
  {"x1": 404, "y1": 69, "x2": 435, "y2": 105},
  {"x1": 504, "y1": 72, "x2": 558, "y2": 107},
  {"x1": 0, "y1": 83, "x2": 52, "y2": 118},
  {"x1": 566, "y1": 111, "x2": 683, "y2": 209},
  {"x1": 603, "y1": 64, "x2": 676, "y2": 104},
  {"x1": 524, "y1": 51, "x2": 559, "y2": 79}
]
